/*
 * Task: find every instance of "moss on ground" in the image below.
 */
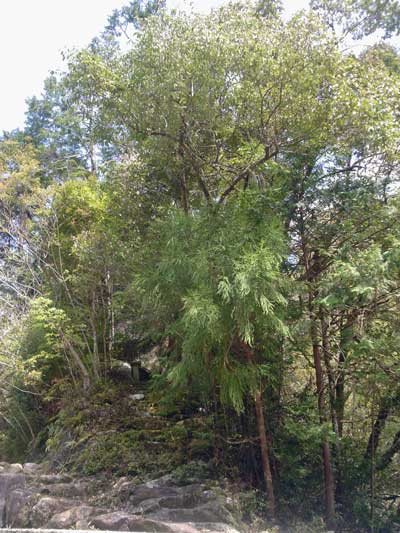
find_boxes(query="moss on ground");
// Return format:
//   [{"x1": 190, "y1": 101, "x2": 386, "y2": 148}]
[{"x1": 45, "y1": 380, "x2": 215, "y2": 478}]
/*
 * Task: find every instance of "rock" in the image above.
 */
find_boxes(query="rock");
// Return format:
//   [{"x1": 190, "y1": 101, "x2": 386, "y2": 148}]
[
  {"x1": 40, "y1": 481, "x2": 89, "y2": 498},
  {"x1": 4, "y1": 488, "x2": 38, "y2": 527},
  {"x1": 113, "y1": 476, "x2": 129, "y2": 490},
  {"x1": 144, "y1": 474, "x2": 176, "y2": 488},
  {"x1": 141, "y1": 344, "x2": 163, "y2": 373},
  {"x1": 30, "y1": 496, "x2": 72, "y2": 526},
  {"x1": 76, "y1": 518, "x2": 91, "y2": 528},
  {"x1": 129, "y1": 393, "x2": 145, "y2": 401},
  {"x1": 128, "y1": 485, "x2": 179, "y2": 505},
  {"x1": 193, "y1": 524, "x2": 241, "y2": 533},
  {"x1": 164, "y1": 524, "x2": 240, "y2": 533},
  {"x1": 160, "y1": 525, "x2": 200, "y2": 533},
  {"x1": 130, "y1": 497, "x2": 162, "y2": 514},
  {"x1": 36, "y1": 473, "x2": 73, "y2": 484},
  {"x1": 148, "y1": 501, "x2": 235, "y2": 524},
  {"x1": 114, "y1": 479, "x2": 138, "y2": 496},
  {"x1": 0, "y1": 473, "x2": 26, "y2": 526},
  {"x1": 110, "y1": 360, "x2": 133, "y2": 383},
  {"x1": 0, "y1": 463, "x2": 24, "y2": 474},
  {"x1": 90, "y1": 511, "x2": 174, "y2": 532},
  {"x1": 47, "y1": 504, "x2": 97, "y2": 528},
  {"x1": 23, "y1": 462, "x2": 42, "y2": 475}
]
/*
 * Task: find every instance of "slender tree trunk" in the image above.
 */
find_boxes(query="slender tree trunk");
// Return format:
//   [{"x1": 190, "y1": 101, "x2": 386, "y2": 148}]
[
  {"x1": 336, "y1": 320, "x2": 350, "y2": 438},
  {"x1": 61, "y1": 331, "x2": 91, "y2": 391},
  {"x1": 309, "y1": 296, "x2": 335, "y2": 529},
  {"x1": 238, "y1": 338, "x2": 276, "y2": 518},
  {"x1": 365, "y1": 397, "x2": 392, "y2": 462},
  {"x1": 377, "y1": 430, "x2": 400, "y2": 471},
  {"x1": 320, "y1": 312, "x2": 343, "y2": 506},
  {"x1": 89, "y1": 295, "x2": 100, "y2": 382},
  {"x1": 254, "y1": 389, "x2": 276, "y2": 519},
  {"x1": 106, "y1": 270, "x2": 115, "y2": 374}
]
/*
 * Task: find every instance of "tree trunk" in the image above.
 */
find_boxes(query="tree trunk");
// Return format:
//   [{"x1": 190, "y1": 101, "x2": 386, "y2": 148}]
[
  {"x1": 61, "y1": 331, "x2": 91, "y2": 391},
  {"x1": 309, "y1": 296, "x2": 335, "y2": 529},
  {"x1": 90, "y1": 295, "x2": 101, "y2": 382},
  {"x1": 378, "y1": 430, "x2": 400, "y2": 471},
  {"x1": 320, "y1": 313, "x2": 343, "y2": 506},
  {"x1": 365, "y1": 396, "x2": 392, "y2": 462},
  {"x1": 254, "y1": 389, "x2": 276, "y2": 519},
  {"x1": 237, "y1": 337, "x2": 276, "y2": 519}
]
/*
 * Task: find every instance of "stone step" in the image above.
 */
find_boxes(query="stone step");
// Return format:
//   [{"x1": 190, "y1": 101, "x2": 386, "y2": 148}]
[{"x1": 0, "y1": 530, "x2": 151, "y2": 533}]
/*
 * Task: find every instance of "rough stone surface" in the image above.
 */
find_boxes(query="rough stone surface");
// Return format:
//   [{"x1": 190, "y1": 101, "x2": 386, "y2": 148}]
[
  {"x1": 36, "y1": 474, "x2": 73, "y2": 484},
  {"x1": 23, "y1": 463, "x2": 42, "y2": 475},
  {"x1": 47, "y1": 504, "x2": 98, "y2": 528},
  {"x1": 148, "y1": 501, "x2": 235, "y2": 524},
  {"x1": 0, "y1": 473, "x2": 26, "y2": 526},
  {"x1": 39, "y1": 481, "x2": 89, "y2": 498},
  {"x1": 90, "y1": 511, "x2": 174, "y2": 532},
  {"x1": 129, "y1": 393, "x2": 145, "y2": 401},
  {"x1": 4, "y1": 488, "x2": 37, "y2": 527},
  {"x1": 0, "y1": 461, "x2": 243, "y2": 532},
  {"x1": 30, "y1": 496, "x2": 73, "y2": 526},
  {"x1": 128, "y1": 485, "x2": 180, "y2": 505}
]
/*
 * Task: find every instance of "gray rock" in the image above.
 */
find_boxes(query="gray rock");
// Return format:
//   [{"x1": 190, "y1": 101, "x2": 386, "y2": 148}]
[
  {"x1": 0, "y1": 473, "x2": 26, "y2": 526},
  {"x1": 192, "y1": 523, "x2": 241, "y2": 533},
  {"x1": 113, "y1": 476, "x2": 130, "y2": 490},
  {"x1": 30, "y1": 496, "x2": 72, "y2": 526},
  {"x1": 110, "y1": 361, "x2": 133, "y2": 383},
  {"x1": 129, "y1": 485, "x2": 179, "y2": 505},
  {"x1": 90, "y1": 511, "x2": 174, "y2": 532},
  {"x1": 4, "y1": 488, "x2": 38, "y2": 527},
  {"x1": 129, "y1": 393, "x2": 145, "y2": 401},
  {"x1": 0, "y1": 463, "x2": 24, "y2": 474},
  {"x1": 23, "y1": 463, "x2": 42, "y2": 475},
  {"x1": 130, "y1": 497, "x2": 162, "y2": 514},
  {"x1": 144, "y1": 474, "x2": 176, "y2": 488},
  {"x1": 47, "y1": 504, "x2": 97, "y2": 528},
  {"x1": 162, "y1": 524, "x2": 240, "y2": 533},
  {"x1": 148, "y1": 501, "x2": 235, "y2": 524},
  {"x1": 40, "y1": 481, "x2": 89, "y2": 498},
  {"x1": 114, "y1": 478, "x2": 136, "y2": 495},
  {"x1": 159, "y1": 525, "x2": 200, "y2": 533},
  {"x1": 36, "y1": 474, "x2": 73, "y2": 484},
  {"x1": 141, "y1": 344, "x2": 164, "y2": 373}
]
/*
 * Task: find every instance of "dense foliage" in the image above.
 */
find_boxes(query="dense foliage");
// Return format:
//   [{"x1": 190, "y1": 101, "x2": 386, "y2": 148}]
[{"x1": 1, "y1": 0, "x2": 400, "y2": 530}]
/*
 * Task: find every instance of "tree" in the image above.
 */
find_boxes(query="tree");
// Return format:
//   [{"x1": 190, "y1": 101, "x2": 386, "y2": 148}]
[
  {"x1": 136, "y1": 192, "x2": 288, "y2": 517},
  {"x1": 310, "y1": 0, "x2": 400, "y2": 39}
]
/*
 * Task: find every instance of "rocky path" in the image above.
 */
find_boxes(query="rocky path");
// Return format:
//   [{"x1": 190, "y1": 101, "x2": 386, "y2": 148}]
[{"x1": 0, "y1": 462, "x2": 242, "y2": 532}]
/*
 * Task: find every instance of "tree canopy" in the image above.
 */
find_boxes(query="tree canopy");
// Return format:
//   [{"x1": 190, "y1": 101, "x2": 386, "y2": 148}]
[{"x1": 0, "y1": 1, "x2": 400, "y2": 530}]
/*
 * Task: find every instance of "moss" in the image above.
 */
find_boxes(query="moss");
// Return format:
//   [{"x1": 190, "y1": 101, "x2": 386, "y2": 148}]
[{"x1": 41, "y1": 379, "x2": 216, "y2": 479}]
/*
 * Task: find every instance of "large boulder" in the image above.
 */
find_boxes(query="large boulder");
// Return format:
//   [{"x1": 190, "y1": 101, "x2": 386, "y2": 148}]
[
  {"x1": 30, "y1": 496, "x2": 72, "y2": 526},
  {"x1": 110, "y1": 360, "x2": 133, "y2": 383},
  {"x1": 23, "y1": 463, "x2": 42, "y2": 475},
  {"x1": 128, "y1": 485, "x2": 180, "y2": 505},
  {"x1": 0, "y1": 473, "x2": 26, "y2": 526},
  {"x1": 39, "y1": 481, "x2": 89, "y2": 498},
  {"x1": 164, "y1": 525, "x2": 240, "y2": 533},
  {"x1": 4, "y1": 488, "x2": 38, "y2": 527},
  {"x1": 0, "y1": 463, "x2": 24, "y2": 475},
  {"x1": 36, "y1": 473, "x2": 73, "y2": 484},
  {"x1": 90, "y1": 511, "x2": 174, "y2": 532},
  {"x1": 148, "y1": 501, "x2": 236, "y2": 524},
  {"x1": 47, "y1": 504, "x2": 98, "y2": 528}
]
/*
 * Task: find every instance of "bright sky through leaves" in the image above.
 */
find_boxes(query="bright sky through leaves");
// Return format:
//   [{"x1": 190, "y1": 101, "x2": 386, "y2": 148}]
[{"x1": 0, "y1": 0, "x2": 309, "y2": 133}]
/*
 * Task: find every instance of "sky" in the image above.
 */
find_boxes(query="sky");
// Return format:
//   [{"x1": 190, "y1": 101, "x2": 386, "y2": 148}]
[{"x1": 0, "y1": 0, "x2": 306, "y2": 132}]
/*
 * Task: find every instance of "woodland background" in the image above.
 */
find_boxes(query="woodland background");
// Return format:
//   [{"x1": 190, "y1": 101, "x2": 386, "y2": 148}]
[{"x1": 0, "y1": 0, "x2": 400, "y2": 530}]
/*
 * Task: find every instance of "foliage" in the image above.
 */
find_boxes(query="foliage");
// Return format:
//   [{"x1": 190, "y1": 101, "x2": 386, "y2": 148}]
[
  {"x1": 0, "y1": 1, "x2": 399, "y2": 530},
  {"x1": 136, "y1": 192, "x2": 287, "y2": 413}
]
